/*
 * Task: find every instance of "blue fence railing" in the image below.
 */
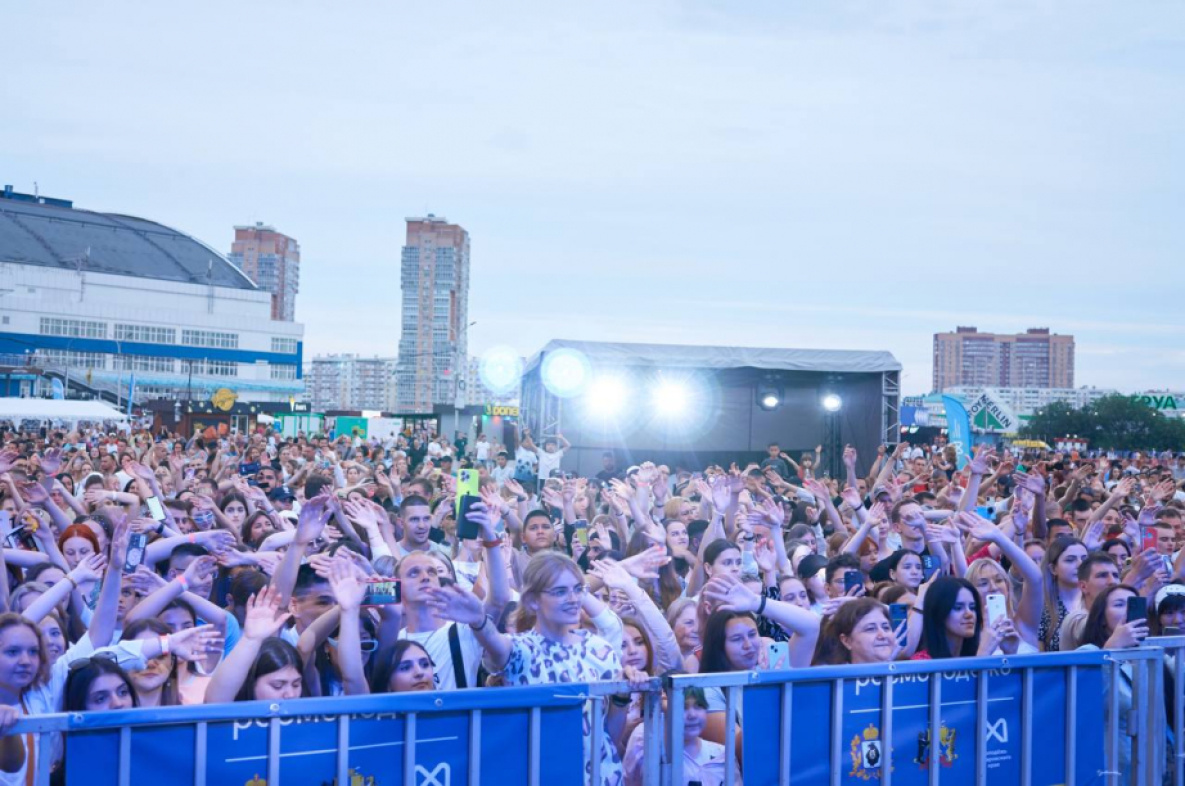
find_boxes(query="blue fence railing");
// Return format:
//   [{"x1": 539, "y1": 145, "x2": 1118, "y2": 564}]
[{"x1": 8, "y1": 640, "x2": 1185, "y2": 786}]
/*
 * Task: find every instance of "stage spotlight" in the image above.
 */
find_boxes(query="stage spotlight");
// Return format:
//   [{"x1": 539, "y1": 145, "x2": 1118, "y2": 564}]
[
  {"x1": 587, "y1": 376, "x2": 629, "y2": 417},
  {"x1": 756, "y1": 379, "x2": 783, "y2": 411},
  {"x1": 541, "y1": 348, "x2": 591, "y2": 398},
  {"x1": 761, "y1": 393, "x2": 780, "y2": 409},
  {"x1": 479, "y1": 346, "x2": 524, "y2": 395},
  {"x1": 653, "y1": 381, "x2": 690, "y2": 417},
  {"x1": 822, "y1": 393, "x2": 843, "y2": 412}
]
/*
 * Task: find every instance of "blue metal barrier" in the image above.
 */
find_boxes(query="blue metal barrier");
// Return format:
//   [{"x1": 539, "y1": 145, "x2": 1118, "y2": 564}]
[
  {"x1": 664, "y1": 650, "x2": 1124, "y2": 786},
  {"x1": 10, "y1": 647, "x2": 1178, "y2": 786},
  {"x1": 8, "y1": 679, "x2": 661, "y2": 786}
]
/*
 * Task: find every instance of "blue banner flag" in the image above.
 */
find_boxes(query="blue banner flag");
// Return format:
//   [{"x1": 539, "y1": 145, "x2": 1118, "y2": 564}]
[
  {"x1": 51, "y1": 378, "x2": 64, "y2": 400},
  {"x1": 942, "y1": 394, "x2": 972, "y2": 470}
]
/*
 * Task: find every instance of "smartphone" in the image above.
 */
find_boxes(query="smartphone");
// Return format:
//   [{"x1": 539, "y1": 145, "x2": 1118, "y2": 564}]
[
  {"x1": 1141, "y1": 527, "x2": 1158, "y2": 553},
  {"x1": 986, "y1": 593, "x2": 1007, "y2": 626},
  {"x1": 455, "y1": 469, "x2": 479, "y2": 516},
  {"x1": 0, "y1": 510, "x2": 11, "y2": 533},
  {"x1": 742, "y1": 550, "x2": 758, "y2": 576},
  {"x1": 843, "y1": 570, "x2": 863, "y2": 595},
  {"x1": 766, "y1": 641, "x2": 789, "y2": 671},
  {"x1": 1126, "y1": 595, "x2": 1148, "y2": 624},
  {"x1": 1164, "y1": 626, "x2": 1182, "y2": 636},
  {"x1": 888, "y1": 603, "x2": 909, "y2": 640},
  {"x1": 573, "y1": 518, "x2": 589, "y2": 547},
  {"x1": 361, "y1": 578, "x2": 401, "y2": 606},
  {"x1": 145, "y1": 496, "x2": 166, "y2": 522},
  {"x1": 457, "y1": 494, "x2": 482, "y2": 541},
  {"x1": 123, "y1": 533, "x2": 148, "y2": 573},
  {"x1": 2, "y1": 526, "x2": 37, "y2": 552},
  {"x1": 920, "y1": 554, "x2": 939, "y2": 582}
]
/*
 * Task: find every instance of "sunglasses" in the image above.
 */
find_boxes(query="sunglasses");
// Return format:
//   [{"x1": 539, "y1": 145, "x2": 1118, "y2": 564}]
[{"x1": 327, "y1": 637, "x2": 378, "y2": 654}]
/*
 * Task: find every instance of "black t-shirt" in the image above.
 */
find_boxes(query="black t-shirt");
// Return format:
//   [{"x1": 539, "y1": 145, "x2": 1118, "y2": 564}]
[{"x1": 760, "y1": 456, "x2": 793, "y2": 479}]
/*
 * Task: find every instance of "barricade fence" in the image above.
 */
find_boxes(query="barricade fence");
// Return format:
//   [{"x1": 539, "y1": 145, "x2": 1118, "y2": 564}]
[{"x1": 9, "y1": 643, "x2": 1185, "y2": 786}]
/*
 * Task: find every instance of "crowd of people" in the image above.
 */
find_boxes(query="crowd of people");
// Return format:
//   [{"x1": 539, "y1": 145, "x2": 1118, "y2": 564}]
[{"x1": 0, "y1": 421, "x2": 1180, "y2": 785}]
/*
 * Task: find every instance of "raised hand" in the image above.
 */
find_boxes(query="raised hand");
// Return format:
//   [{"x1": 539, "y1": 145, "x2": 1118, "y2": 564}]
[
  {"x1": 0, "y1": 449, "x2": 20, "y2": 476},
  {"x1": 702, "y1": 574, "x2": 760, "y2": 614},
  {"x1": 39, "y1": 448, "x2": 63, "y2": 476},
  {"x1": 842, "y1": 446, "x2": 857, "y2": 469},
  {"x1": 953, "y1": 511, "x2": 1000, "y2": 544},
  {"x1": 840, "y1": 487, "x2": 863, "y2": 511},
  {"x1": 753, "y1": 538, "x2": 777, "y2": 573},
  {"x1": 968, "y1": 446, "x2": 996, "y2": 475},
  {"x1": 1010, "y1": 472, "x2": 1046, "y2": 496},
  {"x1": 69, "y1": 553, "x2": 108, "y2": 586},
  {"x1": 19, "y1": 482, "x2": 48, "y2": 506},
  {"x1": 295, "y1": 494, "x2": 332, "y2": 545},
  {"x1": 168, "y1": 624, "x2": 224, "y2": 662},
  {"x1": 127, "y1": 461, "x2": 156, "y2": 482},
  {"x1": 709, "y1": 476, "x2": 733, "y2": 511},
  {"x1": 242, "y1": 586, "x2": 292, "y2": 640},
  {"x1": 327, "y1": 557, "x2": 366, "y2": 612},
  {"x1": 126, "y1": 565, "x2": 168, "y2": 595},
  {"x1": 588, "y1": 559, "x2": 636, "y2": 592},
  {"x1": 182, "y1": 554, "x2": 218, "y2": 587},
  {"x1": 619, "y1": 545, "x2": 671, "y2": 580},
  {"x1": 1112, "y1": 476, "x2": 1136, "y2": 498},
  {"x1": 423, "y1": 583, "x2": 485, "y2": 627}
]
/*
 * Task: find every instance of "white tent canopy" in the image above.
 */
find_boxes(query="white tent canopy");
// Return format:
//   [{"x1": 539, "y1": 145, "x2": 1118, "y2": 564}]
[{"x1": 0, "y1": 398, "x2": 128, "y2": 423}]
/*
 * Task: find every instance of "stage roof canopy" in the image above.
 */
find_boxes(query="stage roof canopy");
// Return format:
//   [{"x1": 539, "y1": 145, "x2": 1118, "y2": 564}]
[{"x1": 524, "y1": 339, "x2": 901, "y2": 376}]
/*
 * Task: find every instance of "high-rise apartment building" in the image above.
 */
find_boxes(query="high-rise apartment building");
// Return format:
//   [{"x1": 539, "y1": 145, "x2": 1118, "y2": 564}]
[
  {"x1": 395, "y1": 215, "x2": 470, "y2": 413},
  {"x1": 304, "y1": 354, "x2": 396, "y2": 412},
  {"x1": 229, "y1": 222, "x2": 301, "y2": 321},
  {"x1": 932, "y1": 327, "x2": 1074, "y2": 391}
]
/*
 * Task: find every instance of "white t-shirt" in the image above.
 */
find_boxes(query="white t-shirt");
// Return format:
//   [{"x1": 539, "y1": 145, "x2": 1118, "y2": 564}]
[
  {"x1": 491, "y1": 463, "x2": 515, "y2": 487},
  {"x1": 398, "y1": 622, "x2": 484, "y2": 690},
  {"x1": 514, "y1": 447, "x2": 538, "y2": 480},
  {"x1": 475, "y1": 440, "x2": 490, "y2": 461},
  {"x1": 537, "y1": 448, "x2": 564, "y2": 480}
]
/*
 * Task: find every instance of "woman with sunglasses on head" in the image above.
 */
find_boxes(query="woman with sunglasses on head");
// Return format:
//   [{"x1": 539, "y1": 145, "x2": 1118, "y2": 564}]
[
  {"x1": 425, "y1": 551, "x2": 648, "y2": 786},
  {"x1": 296, "y1": 557, "x2": 381, "y2": 697}
]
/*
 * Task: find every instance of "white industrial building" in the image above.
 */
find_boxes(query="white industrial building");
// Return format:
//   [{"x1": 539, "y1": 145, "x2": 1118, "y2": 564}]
[{"x1": 0, "y1": 186, "x2": 303, "y2": 404}]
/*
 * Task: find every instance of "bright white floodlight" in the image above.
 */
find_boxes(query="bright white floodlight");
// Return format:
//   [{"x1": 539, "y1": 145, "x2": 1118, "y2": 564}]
[
  {"x1": 653, "y1": 381, "x2": 690, "y2": 417},
  {"x1": 541, "y1": 348, "x2": 591, "y2": 398},
  {"x1": 761, "y1": 393, "x2": 780, "y2": 410},
  {"x1": 822, "y1": 393, "x2": 843, "y2": 412},
  {"x1": 587, "y1": 376, "x2": 629, "y2": 417}
]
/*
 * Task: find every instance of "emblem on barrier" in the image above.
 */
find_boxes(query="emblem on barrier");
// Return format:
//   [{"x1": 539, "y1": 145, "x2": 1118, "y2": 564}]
[
  {"x1": 416, "y1": 762, "x2": 451, "y2": 786},
  {"x1": 914, "y1": 724, "x2": 957, "y2": 768},
  {"x1": 319, "y1": 768, "x2": 377, "y2": 786},
  {"x1": 849, "y1": 724, "x2": 889, "y2": 780}
]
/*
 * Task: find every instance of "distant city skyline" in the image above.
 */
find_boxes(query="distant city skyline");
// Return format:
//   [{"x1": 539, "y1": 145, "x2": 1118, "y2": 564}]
[{"x1": 4, "y1": 2, "x2": 1181, "y2": 397}]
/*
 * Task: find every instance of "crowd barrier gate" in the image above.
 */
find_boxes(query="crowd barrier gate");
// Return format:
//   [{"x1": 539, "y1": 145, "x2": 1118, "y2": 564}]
[
  {"x1": 11, "y1": 678, "x2": 663, "y2": 786},
  {"x1": 9, "y1": 643, "x2": 1183, "y2": 786},
  {"x1": 662, "y1": 648, "x2": 1167, "y2": 786}
]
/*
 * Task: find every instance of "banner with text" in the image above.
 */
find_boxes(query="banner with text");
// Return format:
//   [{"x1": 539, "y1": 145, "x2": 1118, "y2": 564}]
[{"x1": 741, "y1": 658, "x2": 1106, "y2": 786}]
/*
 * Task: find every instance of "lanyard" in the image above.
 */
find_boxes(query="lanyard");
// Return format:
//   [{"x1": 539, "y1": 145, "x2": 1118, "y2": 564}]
[{"x1": 18, "y1": 697, "x2": 35, "y2": 786}]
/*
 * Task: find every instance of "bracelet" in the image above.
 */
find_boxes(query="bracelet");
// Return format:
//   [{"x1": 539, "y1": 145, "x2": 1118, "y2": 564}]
[
  {"x1": 756, "y1": 595, "x2": 768, "y2": 616},
  {"x1": 176, "y1": 575, "x2": 190, "y2": 592},
  {"x1": 481, "y1": 539, "x2": 501, "y2": 549},
  {"x1": 911, "y1": 607, "x2": 924, "y2": 614},
  {"x1": 159, "y1": 635, "x2": 171, "y2": 656},
  {"x1": 66, "y1": 575, "x2": 79, "y2": 590},
  {"x1": 187, "y1": 534, "x2": 197, "y2": 544},
  {"x1": 469, "y1": 614, "x2": 490, "y2": 632},
  {"x1": 609, "y1": 694, "x2": 632, "y2": 707}
]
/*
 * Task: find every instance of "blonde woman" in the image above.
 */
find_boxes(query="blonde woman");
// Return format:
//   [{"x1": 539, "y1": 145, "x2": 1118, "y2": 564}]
[{"x1": 426, "y1": 551, "x2": 647, "y2": 786}]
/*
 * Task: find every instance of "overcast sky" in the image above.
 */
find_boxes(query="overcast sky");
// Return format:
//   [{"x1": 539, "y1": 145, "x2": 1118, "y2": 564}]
[{"x1": 3, "y1": 2, "x2": 1182, "y2": 395}]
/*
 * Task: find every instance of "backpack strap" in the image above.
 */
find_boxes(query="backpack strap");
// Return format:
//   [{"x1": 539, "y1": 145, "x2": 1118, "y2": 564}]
[{"x1": 448, "y1": 623, "x2": 467, "y2": 689}]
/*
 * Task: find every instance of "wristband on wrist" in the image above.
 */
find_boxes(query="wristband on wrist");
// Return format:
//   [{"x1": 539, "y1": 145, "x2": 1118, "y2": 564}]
[
  {"x1": 66, "y1": 574, "x2": 79, "y2": 590},
  {"x1": 159, "y1": 635, "x2": 171, "y2": 656},
  {"x1": 176, "y1": 575, "x2": 190, "y2": 592},
  {"x1": 756, "y1": 595, "x2": 768, "y2": 616},
  {"x1": 481, "y1": 539, "x2": 501, "y2": 549},
  {"x1": 187, "y1": 533, "x2": 197, "y2": 544},
  {"x1": 469, "y1": 614, "x2": 491, "y2": 632}
]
